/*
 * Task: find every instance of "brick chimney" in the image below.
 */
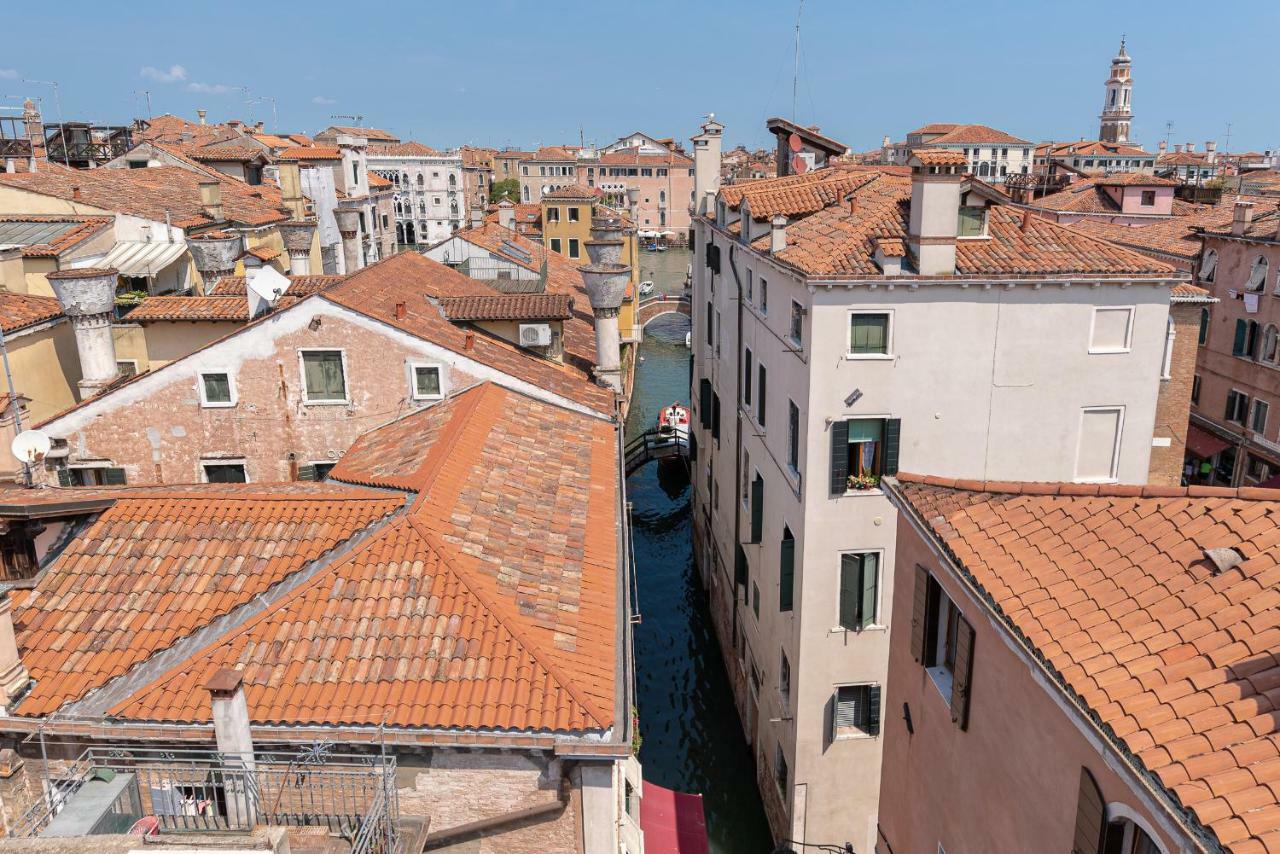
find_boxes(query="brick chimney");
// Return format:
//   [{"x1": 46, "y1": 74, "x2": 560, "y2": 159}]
[
  {"x1": 206, "y1": 669, "x2": 257, "y2": 827},
  {"x1": 46, "y1": 267, "x2": 121, "y2": 399},
  {"x1": 770, "y1": 215, "x2": 787, "y2": 254},
  {"x1": 198, "y1": 180, "x2": 225, "y2": 221},
  {"x1": 21, "y1": 99, "x2": 45, "y2": 165},
  {"x1": 907, "y1": 150, "x2": 965, "y2": 276},
  {"x1": 277, "y1": 221, "x2": 316, "y2": 275},
  {"x1": 0, "y1": 584, "x2": 30, "y2": 707},
  {"x1": 1233, "y1": 200, "x2": 1255, "y2": 236}
]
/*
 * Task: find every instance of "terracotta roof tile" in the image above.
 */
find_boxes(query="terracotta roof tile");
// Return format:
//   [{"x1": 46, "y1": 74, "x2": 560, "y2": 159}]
[
  {"x1": 893, "y1": 473, "x2": 1280, "y2": 851},
  {"x1": 368, "y1": 141, "x2": 442, "y2": 157},
  {"x1": 319, "y1": 126, "x2": 398, "y2": 143},
  {"x1": 0, "y1": 215, "x2": 113, "y2": 258},
  {"x1": 911, "y1": 149, "x2": 969, "y2": 167},
  {"x1": 439, "y1": 293, "x2": 574, "y2": 321},
  {"x1": 187, "y1": 143, "x2": 266, "y2": 163},
  {"x1": 0, "y1": 292, "x2": 63, "y2": 333},
  {"x1": 207, "y1": 274, "x2": 344, "y2": 296},
  {"x1": 542, "y1": 184, "x2": 602, "y2": 201},
  {"x1": 920, "y1": 124, "x2": 1030, "y2": 146},
  {"x1": 123, "y1": 295, "x2": 304, "y2": 323},
  {"x1": 275, "y1": 146, "x2": 341, "y2": 162}
]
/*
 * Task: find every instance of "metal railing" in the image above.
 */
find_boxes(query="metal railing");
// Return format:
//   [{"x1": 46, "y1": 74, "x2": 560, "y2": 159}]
[
  {"x1": 12, "y1": 745, "x2": 399, "y2": 852},
  {"x1": 625, "y1": 428, "x2": 689, "y2": 475}
]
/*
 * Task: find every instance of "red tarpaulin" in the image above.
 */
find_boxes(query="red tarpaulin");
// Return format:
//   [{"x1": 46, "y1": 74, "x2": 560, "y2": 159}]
[
  {"x1": 640, "y1": 781, "x2": 710, "y2": 854},
  {"x1": 1185, "y1": 424, "x2": 1231, "y2": 460}
]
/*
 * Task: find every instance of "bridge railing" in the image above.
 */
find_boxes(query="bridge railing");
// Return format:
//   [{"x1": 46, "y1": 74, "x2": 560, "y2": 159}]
[{"x1": 624, "y1": 429, "x2": 689, "y2": 474}]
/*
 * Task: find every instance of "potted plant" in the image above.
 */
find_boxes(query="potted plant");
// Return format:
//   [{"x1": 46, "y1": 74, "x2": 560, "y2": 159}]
[{"x1": 847, "y1": 474, "x2": 880, "y2": 492}]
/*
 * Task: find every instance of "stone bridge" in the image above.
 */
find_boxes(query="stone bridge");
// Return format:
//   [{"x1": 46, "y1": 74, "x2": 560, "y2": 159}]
[{"x1": 636, "y1": 294, "x2": 691, "y2": 328}]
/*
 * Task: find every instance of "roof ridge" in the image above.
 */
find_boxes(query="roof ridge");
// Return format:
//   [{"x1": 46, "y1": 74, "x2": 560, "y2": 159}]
[
  {"x1": 894, "y1": 472, "x2": 1280, "y2": 501},
  {"x1": 407, "y1": 382, "x2": 502, "y2": 502},
  {"x1": 404, "y1": 514, "x2": 609, "y2": 729}
]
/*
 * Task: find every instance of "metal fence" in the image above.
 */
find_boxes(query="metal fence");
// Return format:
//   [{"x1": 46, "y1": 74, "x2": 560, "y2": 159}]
[{"x1": 12, "y1": 745, "x2": 399, "y2": 853}]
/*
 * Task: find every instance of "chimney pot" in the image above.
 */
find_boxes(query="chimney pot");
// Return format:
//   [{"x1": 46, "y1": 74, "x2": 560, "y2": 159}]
[
  {"x1": 1021, "y1": 209, "x2": 1032, "y2": 232},
  {"x1": 770, "y1": 215, "x2": 788, "y2": 254},
  {"x1": 71, "y1": 186, "x2": 81, "y2": 201},
  {"x1": 1232, "y1": 200, "x2": 1255, "y2": 236},
  {"x1": 395, "y1": 301, "x2": 406, "y2": 319},
  {"x1": 464, "y1": 331, "x2": 475, "y2": 351},
  {"x1": 197, "y1": 109, "x2": 207, "y2": 125}
]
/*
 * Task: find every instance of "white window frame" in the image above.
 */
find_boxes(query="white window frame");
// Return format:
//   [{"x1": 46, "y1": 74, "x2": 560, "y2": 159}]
[
  {"x1": 845, "y1": 309, "x2": 894, "y2": 360},
  {"x1": 408, "y1": 362, "x2": 445, "y2": 401},
  {"x1": 832, "y1": 548, "x2": 886, "y2": 633},
  {"x1": 198, "y1": 369, "x2": 237, "y2": 408},
  {"x1": 298, "y1": 348, "x2": 350, "y2": 406},
  {"x1": 1252, "y1": 399, "x2": 1269, "y2": 435},
  {"x1": 200, "y1": 458, "x2": 249, "y2": 484},
  {"x1": 1088, "y1": 306, "x2": 1135, "y2": 355},
  {"x1": 1074, "y1": 405, "x2": 1125, "y2": 484},
  {"x1": 832, "y1": 682, "x2": 880, "y2": 741},
  {"x1": 788, "y1": 300, "x2": 805, "y2": 347}
]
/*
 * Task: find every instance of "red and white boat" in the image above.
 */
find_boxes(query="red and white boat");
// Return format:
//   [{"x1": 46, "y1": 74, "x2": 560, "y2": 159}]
[{"x1": 657, "y1": 403, "x2": 690, "y2": 443}]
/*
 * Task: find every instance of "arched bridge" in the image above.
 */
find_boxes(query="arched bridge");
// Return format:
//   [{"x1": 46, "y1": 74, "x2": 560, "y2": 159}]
[{"x1": 636, "y1": 293, "x2": 691, "y2": 329}]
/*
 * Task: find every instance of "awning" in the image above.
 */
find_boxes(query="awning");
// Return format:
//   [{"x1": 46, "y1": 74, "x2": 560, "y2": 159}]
[
  {"x1": 638, "y1": 230, "x2": 660, "y2": 238},
  {"x1": 640, "y1": 781, "x2": 708, "y2": 854},
  {"x1": 100, "y1": 241, "x2": 188, "y2": 277},
  {"x1": 1186, "y1": 424, "x2": 1231, "y2": 459}
]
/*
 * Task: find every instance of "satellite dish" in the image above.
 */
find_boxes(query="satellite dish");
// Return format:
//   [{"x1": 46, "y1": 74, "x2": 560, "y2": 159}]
[
  {"x1": 792, "y1": 154, "x2": 809, "y2": 175},
  {"x1": 11, "y1": 429, "x2": 51, "y2": 465},
  {"x1": 788, "y1": 132, "x2": 803, "y2": 153},
  {"x1": 247, "y1": 266, "x2": 290, "y2": 302}
]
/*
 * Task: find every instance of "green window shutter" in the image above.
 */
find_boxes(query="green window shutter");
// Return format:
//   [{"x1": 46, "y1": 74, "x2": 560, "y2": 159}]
[
  {"x1": 749, "y1": 475, "x2": 763, "y2": 543},
  {"x1": 867, "y1": 684, "x2": 882, "y2": 736},
  {"x1": 705, "y1": 302, "x2": 714, "y2": 346},
  {"x1": 757, "y1": 366, "x2": 767, "y2": 427},
  {"x1": 103, "y1": 467, "x2": 127, "y2": 485},
  {"x1": 56, "y1": 468, "x2": 72, "y2": 487},
  {"x1": 830, "y1": 420, "x2": 849, "y2": 495},
  {"x1": 296, "y1": 464, "x2": 317, "y2": 481},
  {"x1": 779, "y1": 533, "x2": 795, "y2": 612},
  {"x1": 1072, "y1": 768, "x2": 1107, "y2": 854},
  {"x1": 883, "y1": 418, "x2": 901, "y2": 476},
  {"x1": 910, "y1": 565, "x2": 930, "y2": 663},
  {"x1": 1233, "y1": 319, "x2": 1248, "y2": 356},
  {"x1": 838, "y1": 554, "x2": 859, "y2": 630},
  {"x1": 950, "y1": 614, "x2": 976, "y2": 730},
  {"x1": 743, "y1": 349, "x2": 753, "y2": 406},
  {"x1": 711, "y1": 393, "x2": 722, "y2": 441},
  {"x1": 734, "y1": 544, "x2": 747, "y2": 589},
  {"x1": 699, "y1": 379, "x2": 712, "y2": 429},
  {"x1": 1198, "y1": 309, "x2": 1209, "y2": 345},
  {"x1": 1225, "y1": 391, "x2": 1237, "y2": 422},
  {"x1": 859, "y1": 553, "x2": 879, "y2": 629}
]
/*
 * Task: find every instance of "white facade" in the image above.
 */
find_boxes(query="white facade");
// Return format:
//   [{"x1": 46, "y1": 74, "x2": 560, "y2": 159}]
[
  {"x1": 1099, "y1": 39, "x2": 1134, "y2": 144},
  {"x1": 690, "y1": 201, "x2": 1182, "y2": 851},
  {"x1": 368, "y1": 151, "x2": 464, "y2": 247}
]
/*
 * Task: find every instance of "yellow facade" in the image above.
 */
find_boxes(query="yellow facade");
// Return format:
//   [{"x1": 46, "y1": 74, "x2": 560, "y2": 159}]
[
  {"x1": 540, "y1": 198, "x2": 640, "y2": 341},
  {"x1": 7, "y1": 321, "x2": 82, "y2": 424}
]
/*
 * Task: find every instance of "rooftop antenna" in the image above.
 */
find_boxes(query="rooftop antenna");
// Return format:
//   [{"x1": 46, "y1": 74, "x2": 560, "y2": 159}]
[
  {"x1": 792, "y1": 0, "x2": 805, "y2": 122},
  {"x1": 1223, "y1": 122, "x2": 1233, "y2": 154},
  {"x1": 23, "y1": 79, "x2": 68, "y2": 166},
  {"x1": 1164, "y1": 120, "x2": 1175, "y2": 149},
  {"x1": 331, "y1": 114, "x2": 364, "y2": 127}
]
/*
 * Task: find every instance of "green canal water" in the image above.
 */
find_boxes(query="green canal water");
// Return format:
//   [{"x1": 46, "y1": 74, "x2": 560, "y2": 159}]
[{"x1": 625, "y1": 248, "x2": 773, "y2": 854}]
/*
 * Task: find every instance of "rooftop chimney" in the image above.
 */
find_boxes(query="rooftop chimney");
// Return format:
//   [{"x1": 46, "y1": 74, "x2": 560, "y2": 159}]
[
  {"x1": 497, "y1": 200, "x2": 515, "y2": 230},
  {"x1": 198, "y1": 180, "x2": 224, "y2": 221},
  {"x1": 577, "y1": 262, "x2": 628, "y2": 393},
  {"x1": 71, "y1": 186, "x2": 81, "y2": 201},
  {"x1": 0, "y1": 585, "x2": 30, "y2": 707},
  {"x1": 1158, "y1": 140, "x2": 1168, "y2": 155},
  {"x1": 1205, "y1": 141, "x2": 1217, "y2": 164},
  {"x1": 332, "y1": 208, "x2": 363, "y2": 274},
  {"x1": 1232, "y1": 200, "x2": 1255, "y2": 236},
  {"x1": 907, "y1": 151, "x2": 965, "y2": 276},
  {"x1": 277, "y1": 161, "x2": 307, "y2": 221},
  {"x1": 197, "y1": 109, "x2": 207, "y2": 125},
  {"x1": 1174, "y1": 144, "x2": 1184, "y2": 154},
  {"x1": 187, "y1": 233, "x2": 242, "y2": 291},
  {"x1": 21, "y1": 99, "x2": 45, "y2": 165},
  {"x1": 1186, "y1": 142, "x2": 1195, "y2": 153},
  {"x1": 690, "y1": 114, "x2": 724, "y2": 217},
  {"x1": 206, "y1": 669, "x2": 257, "y2": 828},
  {"x1": 46, "y1": 267, "x2": 121, "y2": 399},
  {"x1": 770, "y1": 215, "x2": 787, "y2": 254},
  {"x1": 278, "y1": 221, "x2": 316, "y2": 275}
]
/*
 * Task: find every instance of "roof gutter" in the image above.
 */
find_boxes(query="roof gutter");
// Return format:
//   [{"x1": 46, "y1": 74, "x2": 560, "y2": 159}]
[{"x1": 881, "y1": 477, "x2": 1219, "y2": 852}]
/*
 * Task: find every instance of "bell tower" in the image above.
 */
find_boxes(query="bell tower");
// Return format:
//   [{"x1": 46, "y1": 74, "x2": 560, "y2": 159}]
[{"x1": 1099, "y1": 37, "x2": 1133, "y2": 143}]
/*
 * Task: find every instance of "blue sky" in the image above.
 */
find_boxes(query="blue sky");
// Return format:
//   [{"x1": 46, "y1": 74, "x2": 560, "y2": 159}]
[{"x1": 2, "y1": 0, "x2": 1275, "y2": 154}]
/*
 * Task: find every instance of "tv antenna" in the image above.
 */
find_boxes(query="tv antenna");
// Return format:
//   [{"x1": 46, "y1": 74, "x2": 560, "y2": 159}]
[
  {"x1": 1224, "y1": 122, "x2": 1233, "y2": 154},
  {"x1": 331, "y1": 114, "x2": 364, "y2": 127},
  {"x1": 1164, "y1": 121, "x2": 1175, "y2": 148},
  {"x1": 792, "y1": 0, "x2": 805, "y2": 122},
  {"x1": 23, "y1": 78, "x2": 69, "y2": 166}
]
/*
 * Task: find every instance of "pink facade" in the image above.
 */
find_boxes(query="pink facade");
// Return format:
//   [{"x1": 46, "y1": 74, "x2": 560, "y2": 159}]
[
  {"x1": 578, "y1": 152, "x2": 695, "y2": 235},
  {"x1": 877, "y1": 512, "x2": 1183, "y2": 854}
]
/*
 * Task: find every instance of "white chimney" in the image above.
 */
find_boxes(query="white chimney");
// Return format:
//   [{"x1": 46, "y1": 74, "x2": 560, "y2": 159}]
[
  {"x1": 278, "y1": 221, "x2": 316, "y2": 276},
  {"x1": 197, "y1": 109, "x2": 207, "y2": 125},
  {"x1": 1158, "y1": 140, "x2": 1167, "y2": 155},
  {"x1": 690, "y1": 114, "x2": 724, "y2": 217},
  {"x1": 1186, "y1": 142, "x2": 1195, "y2": 154},
  {"x1": 46, "y1": 267, "x2": 121, "y2": 399},
  {"x1": 578, "y1": 261, "x2": 628, "y2": 393},
  {"x1": 1174, "y1": 144, "x2": 1184, "y2": 154},
  {"x1": 770, "y1": 215, "x2": 787, "y2": 254},
  {"x1": 907, "y1": 150, "x2": 965, "y2": 276},
  {"x1": 1233, "y1": 201, "x2": 1255, "y2": 236},
  {"x1": 497, "y1": 200, "x2": 515, "y2": 230},
  {"x1": 1205, "y1": 141, "x2": 1217, "y2": 164},
  {"x1": 333, "y1": 208, "x2": 363, "y2": 273},
  {"x1": 206, "y1": 669, "x2": 257, "y2": 828}
]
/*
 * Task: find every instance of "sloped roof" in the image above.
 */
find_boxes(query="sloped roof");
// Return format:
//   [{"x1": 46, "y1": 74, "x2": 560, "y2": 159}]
[
  {"x1": 1202, "y1": 204, "x2": 1280, "y2": 241},
  {"x1": 595, "y1": 150, "x2": 693, "y2": 168},
  {"x1": 0, "y1": 215, "x2": 112, "y2": 258},
  {"x1": 187, "y1": 143, "x2": 267, "y2": 163},
  {"x1": 368, "y1": 141, "x2": 442, "y2": 157},
  {"x1": 207, "y1": 274, "x2": 344, "y2": 296},
  {"x1": 366, "y1": 170, "x2": 392, "y2": 189},
  {"x1": 921, "y1": 124, "x2": 1030, "y2": 146},
  {"x1": 440, "y1": 293, "x2": 574, "y2": 321},
  {"x1": 1036, "y1": 141, "x2": 1154, "y2": 159},
  {"x1": 13, "y1": 487, "x2": 403, "y2": 716},
  {"x1": 542, "y1": 184, "x2": 602, "y2": 201},
  {"x1": 0, "y1": 292, "x2": 64, "y2": 333},
  {"x1": 892, "y1": 473, "x2": 1280, "y2": 853},
  {"x1": 317, "y1": 126, "x2": 399, "y2": 143},
  {"x1": 275, "y1": 146, "x2": 341, "y2": 162}
]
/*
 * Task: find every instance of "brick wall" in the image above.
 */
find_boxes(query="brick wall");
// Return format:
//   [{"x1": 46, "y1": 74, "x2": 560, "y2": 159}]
[{"x1": 1148, "y1": 303, "x2": 1200, "y2": 485}]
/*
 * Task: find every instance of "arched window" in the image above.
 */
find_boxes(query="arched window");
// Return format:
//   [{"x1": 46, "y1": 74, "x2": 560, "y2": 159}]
[
  {"x1": 418, "y1": 201, "x2": 426, "y2": 214},
  {"x1": 1200, "y1": 249, "x2": 1217, "y2": 283},
  {"x1": 522, "y1": 185, "x2": 530, "y2": 202},
  {"x1": 1104, "y1": 816, "x2": 1161, "y2": 854},
  {"x1": 978, "y1": 162, "x2": 990, "y2": 177},
  {"x1": 1265, "y1": 324, "x2": 1279, "y2": 364},
  {"x1": 1248, "y1": 320, "x2": 1262, "y2": 360},
  {"x1": 448, "y1": 174, "x2": 457, "y2": 188},
  {"x1": 1247, "y1": 255, "x2": 1268, "y2": 292},
  {"x1": 659, "y1": 190, "x2": 666, "y2": 204},
  {"x1": 401, "y1": 172, "x2": 410, "y2": 187},
  {"x1": 416, "y1": 174, "x2": 424, "y2": 188}
]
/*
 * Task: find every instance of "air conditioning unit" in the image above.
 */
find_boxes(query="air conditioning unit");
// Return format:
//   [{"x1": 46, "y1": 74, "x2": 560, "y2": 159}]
[{"x1": 519, "y1": 323, "x2": 553, "y2": 347}]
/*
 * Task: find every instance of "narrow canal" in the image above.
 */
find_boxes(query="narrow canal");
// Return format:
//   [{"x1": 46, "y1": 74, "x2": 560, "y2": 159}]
[{"x1": 626, "y1": 248, "x2": 773, "y2": 854}]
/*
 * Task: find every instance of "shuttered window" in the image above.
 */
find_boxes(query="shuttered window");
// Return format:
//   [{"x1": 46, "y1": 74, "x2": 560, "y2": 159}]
[
  {"x1": 1071, "y1": 768, "x2": 1106, "y2": 854},
  {"x1": 698, "y1": 379, "x2": 712, "y2": 429},
  {"x1": 1233, "y1": 318, "x2": 1248, "y2": 356},
  {"x1": 749, "y1": 474, "x2": 763, "y2": 543},
  {"x1": 711, "y1": 392, "x2": 722, "y2": 441},
  {"x1": 849, "y1": 313, "x2": 889, "y2": 355},
  {"x1": 829, "y1": 418, "x2": 901, "y2": 494},
  {"x1": 743, "y1": 349, "x2": 753, "y2": 405},
  {"x1": 832, "y1": 684, "x2": 881, "y2": 738},
  {"x1": 950, "y1": 613, "x2": 975, "y2": 730},
  {"x1": 838, "y1": 552, "x2": 879, "y2": 630},
  {"x1": 705, "y1": 302, "x2": 714, "y2": 347},
  {"x1": 787, "y1": 401, "x2": 800, "y2": 473},
  {"x1": 779, "y1": 527, "x2": 795, "y2": 612},
  {"x1": 757, "y1": 364, "x2": 767, "y2": 427},
  {"x1": 912, "y1": 566, "x2": 976, "y2": 731},
  {"x1": 301, "y1": 350, "x2": 346, "y2": 402},
  {"x1": 1226, "y1": 390, "x2": 1250, "y2": 424}
]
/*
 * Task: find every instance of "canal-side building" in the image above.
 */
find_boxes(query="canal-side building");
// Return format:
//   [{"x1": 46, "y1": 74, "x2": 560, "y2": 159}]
[{"x1": 689, "y1": 135, "x2": 1194, "y2": 850}]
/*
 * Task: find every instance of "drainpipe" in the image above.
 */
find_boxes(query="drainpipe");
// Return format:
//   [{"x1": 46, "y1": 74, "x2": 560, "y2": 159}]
[{"x1": 422, "y1": 767, "x2": 571, "y2": 849}]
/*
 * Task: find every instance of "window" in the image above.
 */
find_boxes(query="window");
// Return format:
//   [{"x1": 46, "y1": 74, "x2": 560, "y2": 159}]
[
  {"x1": 1265, "y1": 325, "x2": 1280, "y2": 364},
  {"x1": 756, "y1": 363, "x2": 767, "y2": 427},
  {"x1": 549, "y1": 237, "x2": 562, "y2": 254},
  {"x1": 789, "y1": 300, "x2": 804, "y2": 346},
  {"x1": 787, "y1": 401, "x2": 800, "y2": 474},
  {"x1": 203, "y1": 461, "x2": 247, "y2": 483},
  {"x1": 411, "y1": 364, "x2": 443, "y2": 400},
  {"x1": 1200, "y1": 249, "x2": 1217, "y2": 283},
  {"x1": 1252, "y1": 400, "x2": 1269, "y2": 434},
  {"x1": 773, "y1": 742, "x2": 788, "y2": 795},
  {"x1": 745, "y1": 268, "x2": 753, "y2": 303},
  {"x1": 1226, "y1": 390, "x2": 1251, "y2": 425},
  {"x1": 911, "y1": 567, "x2": 974, "y2": 729},
  {"x1": 779, "y1": 526, "x2": 795, "y2": 612},
  {"x1": 1075, "y1": 407, "x2": 1123, "y2": 482},
  {"x1": 749, "y1": 473, "x2": 763, "y2": 542},
  {"x1": 60, "y1": 465, "x2": 126, "y2": 487},
  {"x1": 759, "y1": 278, "x2": 768, "y2": 314},
  {"x1": 957, "y1": 206, "x2": 985, "y2": 237},
  {"x1": 829, "y1": 418, "x2": 901, "y2": 494},
  {"x1": 199, "y1": 371, "x2": 235, "y2": 407},
  {"x1": 1199, "y1": 308, "x2": 1210, "y2": 345},
  {"x1": 1090, "y1": 307, "x2": 1134, "y2": 353},
  {"x1": 296, "y1": 461, "x2": 335, "y2": 481},
  {"x1": 779, "y1": 651, "x2": 791, "y2": 706},
  {"x1": 1235, "y1": 319, "x2": 1262, "y2": 360},
  {"x1": 568, "y1": 238, "x2": 580, "y2": 259},
  {"x1": 301, "y1": 350, "x2": 347, "y2": 403},
  {"x1": 116, "y1": 360, "x2": 138, "y2": 378},
  {"x1": 704, "y1": 301, "x2": 714, "y2": 348},
  {"x1": 1104, "y1": 818, "x2": 1161, "y2": 854},
  {"x1": 1191, "y1": 374, "x2": 1201, "y2": 406},
  {"x1": 752, "y1": 582, "x2": 760, "y2": 619},
  {"x1": 832, "y1": 684, "x2": 881, "y2": 739},
  {"x1": 1247, "y1": 256, "x2": 1269, "y2": 293},
  {"x1": 546, "y1": 206, "x2": 560, "y2": 222},
  {"x1": 849, "y1": 312, "x2": 890, "y2": 356},
  {"x1": 567, "y1": 206, "x2": 580, "y2": 222},
  {"x1": 838, "y1": 552, "x2": 879, "y2": 630},
  {"x1": 1140, "y1": 190, "x2": 1156, "y2": 206},
  {"x1": 352, "y1": 162, "x2": 359, "y2": 185},
  {"x1": 743, "y1": 348, "x2": 753, "y2": 405}
]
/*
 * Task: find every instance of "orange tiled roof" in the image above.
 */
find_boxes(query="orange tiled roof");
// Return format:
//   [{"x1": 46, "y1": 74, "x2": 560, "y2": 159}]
[
  {"x1": 106, "y1": 383, "x2": 619, "y2": 732},
  {"x1": 134, "y1": 114, "x2": 241, "y2": 149},
  {"x1": 460, "y1": 146, "x2": 496, "y2": 169},
  {"x1": 1095, "y1": 172, "x2": 1178, "y2": 187},
  {"x1": 529, "y1": 146, "x2": 578, "y2": 162},
  {"x1": 13, "y1": 487, "x2": 403, "y2": 716},
  {"x1": 368, "y1": 141, "x2": 442, "y2": 157},
  {"x1": 719, "y1": 163, "x2": 881, "y2": 219},
  {"x1": 893, "y1": 473, "x2": 1280, "y2": 853},
  {"x1": 366, "y1": 170, "x2": 392, "y2": 189},
  {"x1": 123, "y1": 295, "x2": 304, "y2": 323},
  {"x1": 275, "y1": 146, "x2": 341, "y2": 162},
  {"x1": 0, "y1": 215, "x2": 112, "y2": 258},
  {"x1": 319, "y1": 126, "x2": 398, "y2": 143},
  {"x1": 594, "y1": 150, "x2": 694, "y2": 168},
  {"x1": 920, "y1": 124, "x2": 1030, "y2": 146},
  {"x1": 1037, "y1": 141, "x2": 1154, "y2": 159},
  {"x1": 0, "y1": 292, "x2": 63, "y2": 333},
  {"x1": 1202, "y1": 204, "x2": 1280, "y2": 241},
  {"x1": 188, "y1": 143, "x2": 266, "y2": 163},
  {"x1": 908, "y1": 123, "x2": 961, "y2": 136},
  {"x1": 542, "y1": 184, "x2": 602, "y2": 201},
  {"x1": 439, "y1": 293, "x2": 574, "y2": 321},
  {"x1": 1171, "y1": 283, "x2": 1215, "y2": 303},
  {"x1": 911, "y1": 149, "x2": 969, "y2": 167},
  {"x1": 207, "y1": 274, "x2": 344, "y2": 296}
]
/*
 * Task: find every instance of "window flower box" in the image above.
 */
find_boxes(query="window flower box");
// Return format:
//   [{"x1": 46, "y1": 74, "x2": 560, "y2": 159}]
[{"x1": 847, "y1": 474, "x2": 880, "y2": 491}]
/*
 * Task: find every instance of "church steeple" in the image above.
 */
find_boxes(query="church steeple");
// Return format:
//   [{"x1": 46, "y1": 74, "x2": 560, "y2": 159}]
[{"x1": 1099, "y1": 37, "x2": 1133, "y2": 144}]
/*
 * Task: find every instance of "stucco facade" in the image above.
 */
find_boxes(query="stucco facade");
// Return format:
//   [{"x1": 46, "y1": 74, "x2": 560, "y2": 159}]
[{"x1": 368, "y1": 148, "x2": 464, "y2": 248}]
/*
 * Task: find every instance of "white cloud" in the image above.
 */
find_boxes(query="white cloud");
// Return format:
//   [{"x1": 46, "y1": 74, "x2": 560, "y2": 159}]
[
  {"x1": 0, "y1": 69, "x2": 18, "y2": 80},
  {"x1": 140, "y1": 64, "x2": 186, "y2": 83},
  {"x1": 312, "y1": 95, "x2": 336, "y2": 105},
  {"x1": 187, "y1": 82, "x2": 234, "y2": 95}
]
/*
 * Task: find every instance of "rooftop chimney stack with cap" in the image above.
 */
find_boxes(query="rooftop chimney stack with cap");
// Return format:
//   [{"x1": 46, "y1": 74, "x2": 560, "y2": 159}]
[
  {"x1": 187, "y1": 232, "x2": 242, "y2": 292},
  {"x1": 770, "y1": 215, "x2": 787, "y2": 254},
  {"x1": 1174, "y1": 144, "x2": 1184, "y2": 154},
  {"x1": 332, "y1": 208, "x2": 363, "y2": 274},
  {"x1": 1186, "y1": 142, "x2": 1195, "y2": 154},
  {"x1": 205, "y1": 669, "x2": 257, "y2": 828},
  {"x1": 497, "y1": 200, "x2": 516, "y2": 230},
  {"x1": 1232, "y1": 200, "x2": 1255, "y2": 236},
  {"x1": 46, "y1": 267, "x2": 121, "y2": 399},
  {"x1": 1205, "y1": 140, "x2": 1217, "y2": 164},
  {"x1": 197, "y1": 109, "x2": 207, "y2": 125},
  {"x1": 277, "y1": 161, "x2": 307, "y2": 221},
  {"x1": 0, "y1": 585, "x2": 30, "y2": 707},
  {"x1": 579, "y1": 213, "x2": 630, "y2": 393},
  {"x1": 198, "y1": 180, "x2": 224, "y2": 222},
  {"x1": 690, "y1": 114, "x2": 724, "y2": 217},
  {"x1": 21, "y1": 99, "x2": 45, "y2": 167},
  {"x1": 1158, "y1": 140, "x2": 1167, "y2": 155},
  {"x1": 277, "y1": 221, "x2": 316, "y2": 276},
  {"x1": 907, "y1": 150, "x2": 965, "y2": 276}
]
